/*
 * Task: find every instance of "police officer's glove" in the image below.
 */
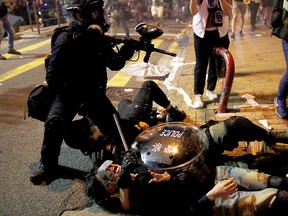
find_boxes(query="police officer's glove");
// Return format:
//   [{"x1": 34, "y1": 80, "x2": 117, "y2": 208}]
[
  {"x1": 119, "y1": 39, "x2": 136, "y2": 60},
  {"x1": 117, "y1": 150, "x2": 138, "y2": 188},
  {"x1": 86, "y1": 25, "x2": 104, "y2": 39}
]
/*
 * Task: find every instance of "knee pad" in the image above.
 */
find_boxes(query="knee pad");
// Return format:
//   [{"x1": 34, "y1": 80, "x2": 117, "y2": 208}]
[{"x1": 45, "y1": 117, "x2": 65, "y2": 132}]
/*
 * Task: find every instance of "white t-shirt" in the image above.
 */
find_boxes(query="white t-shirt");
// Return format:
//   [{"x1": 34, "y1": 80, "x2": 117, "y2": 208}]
[{"x1": 192, "y1": 0, "x2": 229, "y2": 38}]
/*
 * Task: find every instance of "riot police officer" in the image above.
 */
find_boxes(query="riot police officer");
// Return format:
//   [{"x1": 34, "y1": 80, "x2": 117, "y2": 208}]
[{"x1": 29, "y1": 0, "x2": 135, "y2": 185}]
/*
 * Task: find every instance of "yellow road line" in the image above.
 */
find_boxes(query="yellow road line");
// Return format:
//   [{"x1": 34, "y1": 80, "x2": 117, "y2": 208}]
[
  {"x1": 1, "y1": 39, "x2": 50, "y2": 59},
  {"x1": 0, "y1": 57, "x2": 46, "y2": 82}
]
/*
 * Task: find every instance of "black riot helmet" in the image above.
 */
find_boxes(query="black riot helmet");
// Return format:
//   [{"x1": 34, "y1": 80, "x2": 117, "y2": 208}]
[{"x1": 66, "y1": 0, "x2": 109, "y2": 32}]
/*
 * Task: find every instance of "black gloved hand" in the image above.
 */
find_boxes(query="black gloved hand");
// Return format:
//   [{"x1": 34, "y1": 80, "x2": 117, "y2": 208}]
[
  {"x1": 119, "y1": 39, "x2": 136, "y2": 60},
  {"x1": 117, "y1": 151, "x2": 138, "y2": 188},
  {"x1": 86, "y1": 24, "x2": 104, "y2": 38}
]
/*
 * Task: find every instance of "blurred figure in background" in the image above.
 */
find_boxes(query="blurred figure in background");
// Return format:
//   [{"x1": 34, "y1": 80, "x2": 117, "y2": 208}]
[
  {"x1": 0, "y1": 0, "x2": 21, "y2": 60},
  {"x1": 104, "y1": 0, "x2": 130, "y2": 37},
  {"x1": 151, "y1": 0, "x2": 164, "y2": 27},
  {"x1": 258, "y1": 0, "x2": 273, "y2": 28},
  {"x1": 248, "y1": 0, "x2": 260, "y2": 31},
  {"x1": 230, "y1": 0, "x2": 246, "y2": 39}
]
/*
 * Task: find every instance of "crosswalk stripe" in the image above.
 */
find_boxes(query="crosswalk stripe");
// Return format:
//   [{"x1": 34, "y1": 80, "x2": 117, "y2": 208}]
[
  {"x1": 0, "y1": 58, "x2": 45, "y2": 82},
  {"x1": 1, "y1": 39, "x2": 50, "y2": 59},
  {"x1": 0, "y1": 37, "x2": 174, "y2": 84}
]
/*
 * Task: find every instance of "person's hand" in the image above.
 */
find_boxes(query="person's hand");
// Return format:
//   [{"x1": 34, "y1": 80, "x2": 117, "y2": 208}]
[
  {"x1": 134, "y1": 121, "x2": 149, "y2": 131},
  {"x1": 117, "y1": 151, "x2": 138, "y2": 189},
  {"x1": 156, "y1": 107, "x2": 167, "y2": 120},
  {"x1": 119, "y1": 39, "x2": 136, "y2": 60},
  {"x1": 206, "y1": 178, "x2": 238, "y2": 201},
  {"x1": 121, "y1": 151, "x2": 138, "y2": 173},
  {"x1": 148, "y1": 170, "x2": 171, "y2": 184}
]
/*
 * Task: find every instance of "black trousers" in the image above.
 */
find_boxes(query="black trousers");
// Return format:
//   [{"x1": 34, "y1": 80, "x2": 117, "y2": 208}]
[
  {"x1": 118, "y1": 80, "x2": 171, "y2": 122},
  {"x1": 193, "y1": 31, "x2": 230, "y2": 95}
]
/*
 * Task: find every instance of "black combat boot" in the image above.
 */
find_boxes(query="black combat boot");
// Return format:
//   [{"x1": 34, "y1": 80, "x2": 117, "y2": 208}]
[{"x1": 30, "y1": 164, "x2": 60, "y2": 185}]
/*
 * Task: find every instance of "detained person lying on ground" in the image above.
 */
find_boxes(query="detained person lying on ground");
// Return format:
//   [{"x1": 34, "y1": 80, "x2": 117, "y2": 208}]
[
  {"x1": 65, "y1": 114, "x2": 288, "y2": 177},
  {"x1": 84, "y1": 151, "x2": 288, "y2": 215}
]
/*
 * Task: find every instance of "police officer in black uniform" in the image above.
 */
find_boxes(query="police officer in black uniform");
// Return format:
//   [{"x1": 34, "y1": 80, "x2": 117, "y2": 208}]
[{"x1": 30, "y1": 0, "x2": 136, "y2": 185}]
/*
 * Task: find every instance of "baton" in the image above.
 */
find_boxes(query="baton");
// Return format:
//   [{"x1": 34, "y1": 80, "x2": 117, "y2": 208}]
[{"x1": 113, "y1": 113, "x2": 129, "y2": 151}]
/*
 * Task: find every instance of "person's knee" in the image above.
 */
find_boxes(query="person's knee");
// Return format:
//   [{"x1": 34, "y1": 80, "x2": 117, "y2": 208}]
[
  {"x1": 142, "y1": 80, "x2": 156, "y2": 88},
  {"x1": 45, "y1": 117, "x2": 65, "y2": 132}
]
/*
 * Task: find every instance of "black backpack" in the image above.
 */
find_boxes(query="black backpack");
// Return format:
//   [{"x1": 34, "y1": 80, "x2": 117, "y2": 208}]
[
  {"x1": 25, "y1": 26, "x2": 71, "y2": 122},
  {"x1": 25, "y1": 84, "x2": 55, "y2": 122},
  {"x1": 271, "y1": 0, "x2": 288, "y2": 41}
]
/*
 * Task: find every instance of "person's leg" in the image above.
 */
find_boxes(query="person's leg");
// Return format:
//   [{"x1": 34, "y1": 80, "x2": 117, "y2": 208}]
[
  {"x1": 30, "y1": 95, "x2": 78, "y2": 184},
  {"x1": 231, "y1": 2, "x2": 239, "y2": 38},
  {"x1": 109, "y1": 11, "x2": 117, "y2": 36},
  {"x1": 0, "y1": 19, "x2": 4, "y2": 47},
  {"x1": 275, "y1": 40, "x2": 288, "y2": 118},
  {"x1": 120, "y1": 19, "x2": 129, "y2": 37},
  {"x1": 205, "y1": 30, "x2": 227, "y2": 100},
  {"x1": 214, "y1": 166, "x2": 288, "y2": 214},
  {"x1": 214, "y1": 188, "x2": 281, "y2": 215},
  {"x1": 140, "y1": 80, "x2": 186, "y2": 121},
  {"x1": 0, "y1": 19, "x2": 6, "y2": 60},
  {"x1": 2, "y1": 18, "x2": 14, "y2": 50},
  {"x1": 249, "y1": 2, "x2": 260, "y2": 30},
  {"x1": 193, "y1": 33, "x2": 210, "y2": 95},
  {"x1": 142, "y1": 80, "x2": 170, "y2": 108}
]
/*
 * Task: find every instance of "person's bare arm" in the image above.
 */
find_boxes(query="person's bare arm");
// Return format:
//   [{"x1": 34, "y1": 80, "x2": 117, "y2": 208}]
[
  {"x1": 206, "y1": 177, "x2": 238, "y2": 201},
  {"x1": 119, "y1": 188, "x2": 131, "y2": 212},
  {"x1": 189, "y1": 0, "x2": 199, "y2": 16},
  {"x1": 219, "y1": 0, "x2": 232, "y2": 16}
]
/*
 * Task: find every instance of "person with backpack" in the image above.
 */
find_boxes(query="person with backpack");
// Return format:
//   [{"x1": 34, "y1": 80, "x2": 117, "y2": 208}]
[
  {"x1": 273, "y1": 0, "x2": 288, "y2": 119},
  {"x1": 29, "y1": 0, "x2": 137, "y2": 185}
]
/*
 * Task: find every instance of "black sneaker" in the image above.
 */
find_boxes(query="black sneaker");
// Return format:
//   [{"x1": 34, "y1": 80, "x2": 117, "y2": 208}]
[
  {"x1": 30, "y1": 164, "x2": 59, "y2": 185},
  {"x1": 8, "y1": 49, "x2": 21, "y2": 55},
  {"x1": 168, "y1": 107, "x2": 186, "y2": 122}
]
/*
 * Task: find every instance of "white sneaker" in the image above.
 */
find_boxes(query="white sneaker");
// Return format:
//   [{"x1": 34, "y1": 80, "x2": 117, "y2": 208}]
[
  {"x1": 193, "y1": 94, "x2": 204, "y2": 109},
  {"x1": 206, "y1": 90, "x2": 218, "y2": 100}
]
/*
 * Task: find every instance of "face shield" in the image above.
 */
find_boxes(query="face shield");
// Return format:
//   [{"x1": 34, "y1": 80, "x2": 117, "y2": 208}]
[{"x1": 131, "y1": 122, "x2": 208, "y2": 172}]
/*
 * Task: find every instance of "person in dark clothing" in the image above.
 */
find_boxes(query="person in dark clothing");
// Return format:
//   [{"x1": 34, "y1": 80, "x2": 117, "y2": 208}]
[
  {"x1": 118, "y1": 80, "x2": 186, "y2": 126},
  {"x1": 29, "y1": 0, "x2": 137, "y2": 185}
]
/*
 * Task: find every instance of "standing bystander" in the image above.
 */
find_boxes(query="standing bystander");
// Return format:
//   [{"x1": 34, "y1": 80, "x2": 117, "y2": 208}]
[
  {"x1": 151, "y1": 0, "x2": 164, "y2": 27},
  {"x1": 0, "y1": 0, "x2": 21, "y2": 60},
  {"x1": 230, "y1": 0, "x2": 247, "y2": 39},
  {"x1": 274, "y1": 0, "x2": 288, "y2": 119},
  {"x1": 248, "y1": 0, "x2": 260, "y2": 31},
  {"x1": 189, "y1": 0, "x2": 232, "y2": 108},
  {"x1": 104, "y1": 0, "x2": 130, "y2": 37}
]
